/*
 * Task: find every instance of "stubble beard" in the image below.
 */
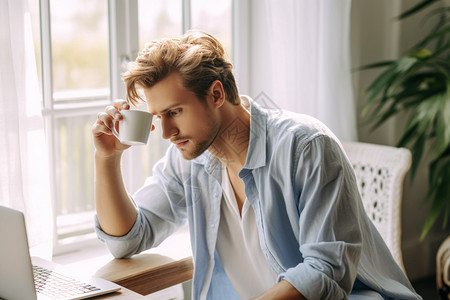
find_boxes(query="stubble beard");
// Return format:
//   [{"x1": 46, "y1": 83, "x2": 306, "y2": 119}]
[{"x1": 179, "y1": 119, "x2": 221, "y2": 160}]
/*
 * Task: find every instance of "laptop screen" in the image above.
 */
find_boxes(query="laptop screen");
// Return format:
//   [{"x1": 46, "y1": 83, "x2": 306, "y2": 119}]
[{"x1": 0, "y1": 205, "x2": 38, "y2": 300}]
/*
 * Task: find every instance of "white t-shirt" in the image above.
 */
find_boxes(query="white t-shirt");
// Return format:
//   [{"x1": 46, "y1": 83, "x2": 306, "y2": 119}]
[{"x1": 216, "y1": 167, "x2": 277, "y2": 299}]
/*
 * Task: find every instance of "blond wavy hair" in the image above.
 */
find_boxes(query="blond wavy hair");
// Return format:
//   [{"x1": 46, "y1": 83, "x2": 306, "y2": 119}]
[{"x1": 122, "y1": 30, "x2": 239, "y2": 106}]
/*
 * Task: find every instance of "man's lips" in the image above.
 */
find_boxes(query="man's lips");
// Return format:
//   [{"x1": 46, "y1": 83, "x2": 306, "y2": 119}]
[{"x1": 173, "y1": 139, "x2": 188, "y2": 148}]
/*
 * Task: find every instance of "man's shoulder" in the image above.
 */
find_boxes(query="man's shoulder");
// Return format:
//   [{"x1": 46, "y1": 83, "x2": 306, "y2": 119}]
[{"x1": 266, "y1": 109, "x2": 336, "y2": 146}]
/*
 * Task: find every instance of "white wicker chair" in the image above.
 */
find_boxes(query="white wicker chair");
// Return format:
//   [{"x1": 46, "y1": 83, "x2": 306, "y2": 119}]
[{"x1": 341, "y1": 141, "x2": 412, "y2": 273}]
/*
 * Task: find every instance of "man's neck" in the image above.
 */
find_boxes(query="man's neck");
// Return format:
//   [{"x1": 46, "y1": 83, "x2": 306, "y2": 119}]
[{"x1": 209, "y1": 102, "x2": 251, "y2": 173}]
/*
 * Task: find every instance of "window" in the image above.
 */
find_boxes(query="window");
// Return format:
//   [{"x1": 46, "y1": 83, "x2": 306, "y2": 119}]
[
  {"x1": 138, "y1": 0, "x2": 182, "y2": 44},
  {"x1": 191, "y1": 0, "x2": 232, "y2": 54},
  {"x1": 30, "y1": 0, "x2": 233, "y2": 253}
]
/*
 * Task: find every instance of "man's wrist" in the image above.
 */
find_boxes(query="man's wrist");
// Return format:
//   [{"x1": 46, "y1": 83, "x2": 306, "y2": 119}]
[{"x1": 94, "y1": 150, "x2": 123, "y2": 162}]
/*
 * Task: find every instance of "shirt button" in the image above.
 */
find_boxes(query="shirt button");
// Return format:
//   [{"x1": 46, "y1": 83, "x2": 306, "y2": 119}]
[{"x1": 211, "y1": 224, "x2": 215, "y2": 228}]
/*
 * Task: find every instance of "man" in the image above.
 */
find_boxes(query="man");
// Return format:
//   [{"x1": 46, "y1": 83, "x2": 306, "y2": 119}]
[{"x1": 92, "y1": 30, "x2": 421, "y2": 299}]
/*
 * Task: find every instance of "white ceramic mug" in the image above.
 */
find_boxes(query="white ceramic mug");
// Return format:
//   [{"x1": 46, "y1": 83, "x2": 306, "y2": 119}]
[{"x1": 112, "y1": 110, "x2": 153, "y2": 145}]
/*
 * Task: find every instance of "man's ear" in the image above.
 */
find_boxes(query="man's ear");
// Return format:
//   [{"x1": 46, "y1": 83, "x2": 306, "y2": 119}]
[{"x1": 209, "y1": 80, "x2": 225, "y2": 108}]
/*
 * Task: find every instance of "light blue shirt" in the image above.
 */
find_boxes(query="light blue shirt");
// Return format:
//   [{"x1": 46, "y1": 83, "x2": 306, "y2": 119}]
[{"x1": 95, "y1": 98, "x2": 421, "y2": 300}]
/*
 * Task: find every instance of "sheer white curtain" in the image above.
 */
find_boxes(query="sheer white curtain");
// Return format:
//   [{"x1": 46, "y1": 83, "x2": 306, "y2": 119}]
[
  {"x1": 0, "y1": 0, "x2": 53, "y2": 258},
  {"x1": 235, "y1": 0, "x2": 357, "y2": 141}
]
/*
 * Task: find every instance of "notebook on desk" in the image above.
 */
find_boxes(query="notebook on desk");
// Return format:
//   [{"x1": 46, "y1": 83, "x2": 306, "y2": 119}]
[{"x1": 0, "y1": 205, "x2": 121, "y2": 300}]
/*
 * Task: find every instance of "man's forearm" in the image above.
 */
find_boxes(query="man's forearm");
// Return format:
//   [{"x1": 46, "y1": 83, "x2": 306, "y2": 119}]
[
  {"x1": 95, "y1": 152, "x2": 137, "y2": 236},
  {"x1": 253, "y1": 280, "x2": 306, "y2": 300}
]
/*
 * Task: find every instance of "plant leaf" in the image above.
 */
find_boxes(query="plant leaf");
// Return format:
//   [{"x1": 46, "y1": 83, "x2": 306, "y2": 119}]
[
  {"x1": 398, "y1": 0, "x2": 440, "y2": 20},
  {"x1": 398, "y1": 94, "x2": 444, "y2": 178},
  {"x1": 424, "y1": 61, "x2": 450, "y2": 79},
  {"x1": 443, "y1": 201, "x2": 450, "y2": 230},
  {"x1": 409, "y1": 7, "x2": 449, "y2": 52},
  {"x1": 430, "y1": 12, "x2": 448, "y2": 50},
  {"x1": 369, "y1": 103, "x2": 399, "y2": 130},
  {"x1": 410, "y1": 133, "x2": 427, "y2": 179},
  {"x1": 421, "y1": 156, "x2": 450, "y2": 240},
  {"x1": 414, "y1": 25, "x2": 450, "y2": 50},
  {"x1": 434, "y1": 86, "x2": 450, "y2": 155},
  {"x1": 356, "y1": 61, "x2": 395, "y2": 72},
  {"x1": 428, "y1": 148, "x2": 450, "y2": 188},
  {"x1": 363, "y1": 67, "x2": 400, "y2": 112},
  {"x1": 362, "y1": 56, "x2": 418, "y2": 116},
  {"x1": 410, "y1": 49, "x2": 433, "y2": 59},
  {"x1": 398, "y1": 123, "x2": 419, "y2": 148},
  {"x1": 420, "y1": 196, "x2": 445, "y2": 240}
]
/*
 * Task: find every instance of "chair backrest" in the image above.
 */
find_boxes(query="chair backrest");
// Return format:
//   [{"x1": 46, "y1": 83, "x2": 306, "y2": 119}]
[{"x1": 341, "y1": 141, "x2": 412, "y2": 273}]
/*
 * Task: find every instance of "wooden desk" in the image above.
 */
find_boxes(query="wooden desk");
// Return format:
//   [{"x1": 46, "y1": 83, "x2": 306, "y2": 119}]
[
  {"x1": 92, "y1": 287, "x2": 145, "y2": 299},
  {"x1": 59, "y1": 226, "x2": 193, "y2": 297},
  {"x1": 60, "y1": 253, "x2": 193, "y2": 298},
  {"x1": 95, "y1": 254, "x2": 193, "y2": 295}
]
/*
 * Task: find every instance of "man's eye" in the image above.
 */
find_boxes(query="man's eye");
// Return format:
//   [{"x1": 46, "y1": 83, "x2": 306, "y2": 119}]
[{"x1": 168, "y1": 109, "x2": 181, "y2": 117}]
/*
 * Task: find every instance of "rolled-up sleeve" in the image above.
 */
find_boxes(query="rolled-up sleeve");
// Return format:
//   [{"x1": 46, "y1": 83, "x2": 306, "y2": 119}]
[
  {"x1": 279, "y1": 135, "x2": 363, "y2": 300},
  {"x1": 94, "y1": 210, "x2": 152, "y2": 258}
]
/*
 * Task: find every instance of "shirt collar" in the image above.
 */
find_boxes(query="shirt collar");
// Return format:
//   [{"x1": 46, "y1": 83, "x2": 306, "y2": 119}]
[{"x1": 241, "y1": 95, "x2": 267, "y2": 171}]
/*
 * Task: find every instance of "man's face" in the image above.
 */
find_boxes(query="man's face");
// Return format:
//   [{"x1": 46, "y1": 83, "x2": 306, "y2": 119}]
[{"x1": 144, "y1": 72, "x2": 221, "y2": 160}]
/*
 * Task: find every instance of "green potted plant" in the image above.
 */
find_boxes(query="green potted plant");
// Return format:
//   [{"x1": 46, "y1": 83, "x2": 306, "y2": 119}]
[{"x1": 361, "y1": 0, "x2": 450, "y2": 239}]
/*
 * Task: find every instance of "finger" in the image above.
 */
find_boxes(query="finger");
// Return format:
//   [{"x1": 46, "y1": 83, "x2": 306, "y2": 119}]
[
  {"x1": 113, "y1": 99, "x2": 130, "y2": 110},
  {"x1": 92, "y1": 120, "x2": 113, "y2": 136},
  {"x1": 104, "y1": 106, "x2": 123, "y2": 121},
  {"x1": 97, "y1": 112, "x2": 114, "y2": 129}
]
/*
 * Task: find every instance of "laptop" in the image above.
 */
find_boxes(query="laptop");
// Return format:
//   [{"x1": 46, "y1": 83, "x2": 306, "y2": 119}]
[{"x1": 0, "y1": 205, "x2": 121, "y2": 300}]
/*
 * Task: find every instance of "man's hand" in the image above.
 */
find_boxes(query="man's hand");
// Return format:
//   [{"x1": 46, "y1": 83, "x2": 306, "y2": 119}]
[
  {"x1": 92, "y1": 99, "x2": 131, "y2": 157},
  {"x1": 252, "y1": 280, "x2": 306, "y2": 300}
]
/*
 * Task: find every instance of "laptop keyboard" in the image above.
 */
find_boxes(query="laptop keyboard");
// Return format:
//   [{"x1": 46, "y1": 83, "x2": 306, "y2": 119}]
[{"x1": 33, "y1": 265, "x2": 101, "y2": 298}]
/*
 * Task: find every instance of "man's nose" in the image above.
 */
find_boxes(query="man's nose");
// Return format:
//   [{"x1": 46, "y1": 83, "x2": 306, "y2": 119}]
[{"x1": 161, "y1": 118, "x2": 179, "y2": 140}]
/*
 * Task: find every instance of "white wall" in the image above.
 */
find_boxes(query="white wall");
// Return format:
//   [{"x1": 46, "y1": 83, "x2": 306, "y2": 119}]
[{"x1": 351, "y1": 0, "x2": 449, "y2": 281}]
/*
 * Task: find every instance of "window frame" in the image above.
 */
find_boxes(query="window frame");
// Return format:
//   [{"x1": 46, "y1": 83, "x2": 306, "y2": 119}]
[{"x1": 39, "y1": 0, "x2": 138, "y2": 254}]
